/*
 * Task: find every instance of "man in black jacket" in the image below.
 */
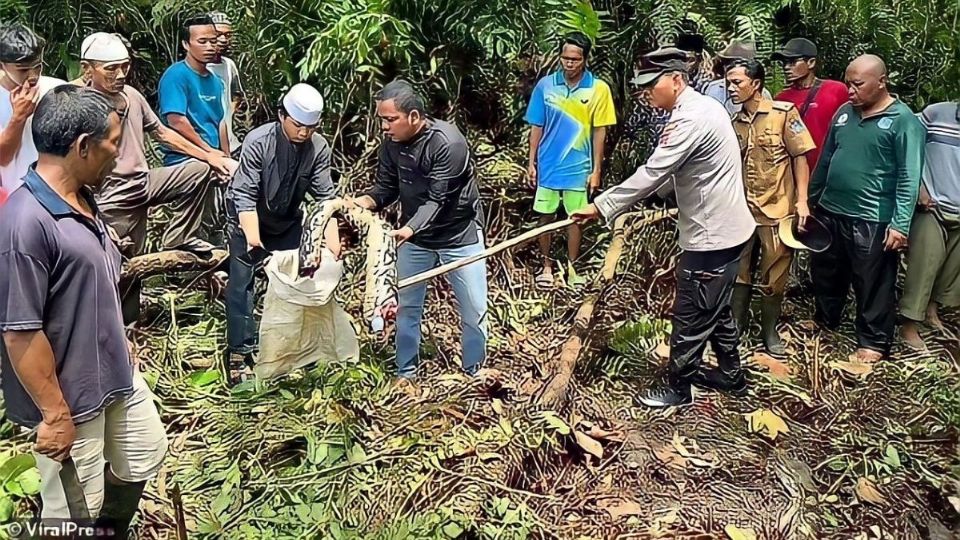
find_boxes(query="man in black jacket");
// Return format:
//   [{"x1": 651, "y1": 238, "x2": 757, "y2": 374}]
[
  {"x1": 352, "y1": 80, "x2": 488, "y2": 389},
  {"x1": 224, "y1": 83, "x2": 339, "y2": 384}
]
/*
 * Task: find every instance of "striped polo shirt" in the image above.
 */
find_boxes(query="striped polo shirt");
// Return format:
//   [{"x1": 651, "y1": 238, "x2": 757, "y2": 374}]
[{"x1": 919, "y1": 102, "x2": 960, "y2": 217}]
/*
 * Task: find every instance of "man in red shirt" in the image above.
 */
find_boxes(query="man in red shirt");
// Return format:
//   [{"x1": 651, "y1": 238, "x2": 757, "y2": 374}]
[{"x1": 773, "y1": 38, "x2": 848, "y2": 169}]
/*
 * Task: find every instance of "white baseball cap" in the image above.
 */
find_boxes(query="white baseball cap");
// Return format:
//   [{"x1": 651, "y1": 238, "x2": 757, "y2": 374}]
[
  {"x1": 282, "y1": 83, "x2": 324, "y2": 126},
  {"x1": 81, "y1": 33, "x2": 129, "y2": 65}
]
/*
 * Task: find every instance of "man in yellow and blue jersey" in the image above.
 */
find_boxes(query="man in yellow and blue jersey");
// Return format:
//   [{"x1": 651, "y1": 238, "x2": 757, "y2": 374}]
[{"x1": 526, "y1": 32, "x2": 617, "y2": 287}]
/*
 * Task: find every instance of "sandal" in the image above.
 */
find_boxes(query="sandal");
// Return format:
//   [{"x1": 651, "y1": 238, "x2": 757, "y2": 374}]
[
  {"x1": 535, "y1": 271, "x2": 554, "y2": 289},
  {"x1": 565, "y1": 263, "x2": 587, "y2": 287},
  {"x1": 226, "y1": 352, "x2": 254, "y2": 386}
]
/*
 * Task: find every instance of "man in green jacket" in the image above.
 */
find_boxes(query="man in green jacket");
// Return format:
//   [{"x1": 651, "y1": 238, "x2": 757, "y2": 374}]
[{"x1": 809, "y1": 54, "x2": 925, "y2": 362}]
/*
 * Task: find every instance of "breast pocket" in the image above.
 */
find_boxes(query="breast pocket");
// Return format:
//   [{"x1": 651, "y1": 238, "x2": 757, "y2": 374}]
[{"x1": 756, "y1": 133, "x2": 788, "y2": 170}]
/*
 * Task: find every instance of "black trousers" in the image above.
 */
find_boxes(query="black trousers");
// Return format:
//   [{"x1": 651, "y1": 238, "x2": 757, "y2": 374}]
[
  {"x1": 669, "y1": 243, "x2": 744, "y2": 381},
  {"x1": 224, "y1": 218, "x2": 301, "y2": 354},
  {"x1": 810, "y1": 209, "x2": 899, "y2": 354}
]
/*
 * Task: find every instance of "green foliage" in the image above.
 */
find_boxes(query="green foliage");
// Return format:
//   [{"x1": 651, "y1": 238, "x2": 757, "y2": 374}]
[
  {"x1": 0, "y1": 452, "x2": 41, "y2": 525},
  {"x1": 3, "y1": 0, "x2": 956, "y2": 159}
]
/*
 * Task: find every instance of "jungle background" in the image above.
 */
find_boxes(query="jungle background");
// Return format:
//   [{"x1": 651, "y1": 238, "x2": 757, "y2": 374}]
[{"x1": 0, "y1": 0, "x2": 960, "y2": 538}]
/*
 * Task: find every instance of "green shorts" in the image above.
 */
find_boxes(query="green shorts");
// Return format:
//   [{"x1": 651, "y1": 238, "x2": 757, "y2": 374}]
[{"x1": 533, "y1": 187, "x2": 588, "y2": 215}]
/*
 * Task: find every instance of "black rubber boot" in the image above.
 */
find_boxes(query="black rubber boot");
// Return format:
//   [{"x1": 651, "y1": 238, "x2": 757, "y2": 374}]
[
  {"x1": 732, "y1": 284, "x2": 753, "y2": 335},
  {"x1": 97, "y1": 469, "x2": 147, "y2": 540},
  {"x1": 760, "y1": 295, "x2": 786, "y2": 358}
]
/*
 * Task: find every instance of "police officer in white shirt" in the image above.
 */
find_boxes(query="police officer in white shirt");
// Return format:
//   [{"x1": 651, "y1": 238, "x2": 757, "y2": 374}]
[{"x1": 573, "y1": 48, "x2": 757, "y2": 408}]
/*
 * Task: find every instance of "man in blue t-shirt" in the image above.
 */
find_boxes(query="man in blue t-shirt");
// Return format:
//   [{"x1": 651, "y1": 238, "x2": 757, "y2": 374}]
[
  {"x1": 525, "y1": 33, "x2": 617, "y2": 288},
  {"x1": 158, "y1": 14, "x2": 229, "y2": 167}
]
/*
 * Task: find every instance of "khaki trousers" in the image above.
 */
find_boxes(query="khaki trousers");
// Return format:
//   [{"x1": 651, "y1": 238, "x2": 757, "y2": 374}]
[
  {"x1": 901, "y1": 210, "x2": 960, "y2": 321},
  {"x1": 34, "y1": 372, "x2": 168, "y2": 519},
  {"x1": 97, "y1": 161, "x2": 213, "y2": 322},
  {"x1": 736, "y1": 224, "x2": 793, "y2": 296},
  {"x1": 97, "y1": 161, "x2": 214, "y2": 256}
]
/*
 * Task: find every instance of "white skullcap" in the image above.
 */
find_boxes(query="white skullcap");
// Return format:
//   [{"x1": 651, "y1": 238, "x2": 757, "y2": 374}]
[
  {"x1": 282, "y1": 84, "x2": 324, "y2": 126},
  {"x1": 81, "y1": 33, "x2": 129, "y2": 64},
  {"x1": 209, "y1": 11, "x2": 232, "y2": 26}
]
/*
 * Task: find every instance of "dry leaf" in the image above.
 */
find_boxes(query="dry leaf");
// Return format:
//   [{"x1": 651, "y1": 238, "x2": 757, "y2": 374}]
[
  {"x1": 646, "y1": 507, "x2": 680, "y2": 538},
  {"x1": 653, "y1": 444, "x2": 688, "y2": 470},
  {"x1": 579, "y1": 422, "x2": 624, "y2": 443},
  {"x1": 596, "y1": 497, "x2": 644, "y2": 520},
  {"x1": 600, "y1": 474, "x2": 613, "y2": 490},
  {"x1": 744, "y1": 409, "x2": 790, "y2": 440},
  {"x1": 724, "y1": 524, "x2": 758, "y2": 540},
  {"x1": 927, "y1": 517, "x2": 953, "y2": 540},
  {"x1": 574, "y1": 430, "x2": 604, "y2": 459},
  {"x1": 783, "y1": 458, "x2": 818, "y2": 493},
  {"x1": 830, "y1": 360, "x2": 873, "y2": 378},
  {"x1": 753, "y1": 352, "x2": 792, "y2": 378},
  {"x1": 948, "y1": 495, "x2": 960, "y2": 513},
  {"x1": 671, "y1": 433, "x2": 692, "y2": 456},
  {"x1": 671, "y1": 434, "x2": 717, "y2": 467},
  {"x1": 491, "y1": 398, "x2": 504, "y2": 415},
  {"x1": 798, "y1": 320, "x2": 819, "y2": 332},
  {"x1": 654, "y1": 342, "x2": 670, "y2": 359},
  {"x1": 658, "y1": 507, "x2": 679, "y2": 525},
  {"x1": 855, "y1": 477, "x2": 886, "y2": 505}
]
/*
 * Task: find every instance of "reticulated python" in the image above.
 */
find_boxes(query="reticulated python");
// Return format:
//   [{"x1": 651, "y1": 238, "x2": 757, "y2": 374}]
[{"x1": 298, "y1": 198, "x2": 398, "y2": 331}]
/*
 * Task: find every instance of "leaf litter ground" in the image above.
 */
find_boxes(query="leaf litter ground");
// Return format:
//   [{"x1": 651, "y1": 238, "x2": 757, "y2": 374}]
[
  {"x1": 149, "y1": 151, "x2": 960, "y2": 538},
  {"x1": 5, "y1": 152, "x2": 958, "y2": 540}
]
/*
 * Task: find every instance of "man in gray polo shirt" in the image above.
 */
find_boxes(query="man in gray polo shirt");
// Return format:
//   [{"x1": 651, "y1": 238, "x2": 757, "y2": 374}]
[
  {"x1": 573, "y1": 48, "x2": 756, "y2": 408},
  {"x1": 900, "y1": 101, "x2": 960, "y2": 349},
  {"x1": 0, "y1": 86, "x2": 167, "y2": 536}
]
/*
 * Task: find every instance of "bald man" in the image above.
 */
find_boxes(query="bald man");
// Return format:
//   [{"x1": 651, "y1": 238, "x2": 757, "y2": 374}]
[{"x1": 808, "y1": 54, "x2": 925, "y2": 362}]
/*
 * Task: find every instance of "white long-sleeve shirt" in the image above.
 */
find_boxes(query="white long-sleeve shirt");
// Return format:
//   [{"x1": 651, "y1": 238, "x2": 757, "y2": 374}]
[
  {"x1": 0, "y1": 76, "x2": 66, "y2": 191},
  {"x1": 595, "y1": 87, "x2": 756, "y2": 251}
]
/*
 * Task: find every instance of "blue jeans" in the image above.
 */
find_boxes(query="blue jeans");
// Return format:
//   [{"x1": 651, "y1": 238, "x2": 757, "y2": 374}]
[{"x1": 396, "y1": 234, "x2": 488, "y2": 378}]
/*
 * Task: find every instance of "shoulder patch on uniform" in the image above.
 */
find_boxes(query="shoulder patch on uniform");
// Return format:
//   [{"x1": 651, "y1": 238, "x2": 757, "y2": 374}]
[
  {"x1": 772, "y1": 101, "x2": 794, "y2": 112},
  {"x1": 878, "y1": 117, "x2": 893, "y2": 129},
  {"x1": 789, "y1": 118, "x2": 806, "y2": 134}
]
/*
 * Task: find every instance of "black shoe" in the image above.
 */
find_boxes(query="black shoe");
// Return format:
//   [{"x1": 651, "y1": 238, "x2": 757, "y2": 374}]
[
  {"x1": 636, "y1": 382, "x2": 693, "y2": 408},
  {"x1": 692, "y1": 367, "x2": 748, "y2": 397}
]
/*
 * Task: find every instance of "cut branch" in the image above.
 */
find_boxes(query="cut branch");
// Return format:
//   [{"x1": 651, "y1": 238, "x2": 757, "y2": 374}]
[{"x1": 535, "y1": 208, "x2": 677, "y2": 409}]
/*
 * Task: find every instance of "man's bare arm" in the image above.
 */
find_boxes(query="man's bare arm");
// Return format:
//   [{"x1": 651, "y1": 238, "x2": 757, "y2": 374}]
[
  {"x1": 4, "y1": 331, "x2": 68, "y2": 420},
  {"x1": 219, "y1": 121, "x2": 230, "y2": 156},
  {"x1": 165, "y1": 113, "x2": 219, "y2": 154},
  {"x1": 5, "y1": 330, "x2": 76, "y2": 461},
  {"x1": 150, "y1": 125, "x2": 231, "y2": 175}
]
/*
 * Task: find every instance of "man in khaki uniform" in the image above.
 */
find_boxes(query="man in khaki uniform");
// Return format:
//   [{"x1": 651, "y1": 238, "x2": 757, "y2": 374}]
[{"x1": 727, "y1": 59, "x2": 815, "y2": 357}]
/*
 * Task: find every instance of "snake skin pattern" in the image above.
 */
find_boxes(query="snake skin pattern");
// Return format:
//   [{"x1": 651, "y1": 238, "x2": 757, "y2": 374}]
[{"x1": 299, "y1": 198, "x2": 398, "y2": 331}]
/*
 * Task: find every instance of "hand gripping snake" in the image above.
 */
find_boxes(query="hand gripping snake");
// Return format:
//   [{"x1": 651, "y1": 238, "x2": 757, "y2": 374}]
[{"x1": 298, "y1": 198, "x2": 398, "y2": 332}]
